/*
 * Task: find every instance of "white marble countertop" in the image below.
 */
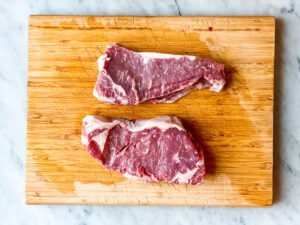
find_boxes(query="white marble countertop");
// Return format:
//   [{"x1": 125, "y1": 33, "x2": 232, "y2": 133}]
[{"x1": 1, "y1": 0, "x2": 299, "y2": 224}]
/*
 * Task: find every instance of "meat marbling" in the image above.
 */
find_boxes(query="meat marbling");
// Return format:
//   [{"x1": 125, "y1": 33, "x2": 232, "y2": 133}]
[
  {"x1": 82, "y1": 115, "x2": 205, "y2": 185},
  {"x1": 93, "y1": 44, "x2": 226, "y2": 105}
]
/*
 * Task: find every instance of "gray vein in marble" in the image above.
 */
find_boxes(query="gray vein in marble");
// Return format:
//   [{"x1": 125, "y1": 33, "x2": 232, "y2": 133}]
[
  {"x1": 280, "y1": 0, "x2": 300, "y2": 18},
  {"x1": 282, "y1": 160, "x2": 300, "y2": 177},
  {"x1": 174, "y1": 0, "x2": 182, "y2": 16}
]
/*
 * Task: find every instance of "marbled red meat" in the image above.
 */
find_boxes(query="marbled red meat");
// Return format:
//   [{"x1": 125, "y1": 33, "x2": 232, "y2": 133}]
[
  {"x1": 93, "y1": 44, "x2": 226, "y2": 105},
  {"x1": 81, "y1": 115, "x2": 205, "y2": 185}
]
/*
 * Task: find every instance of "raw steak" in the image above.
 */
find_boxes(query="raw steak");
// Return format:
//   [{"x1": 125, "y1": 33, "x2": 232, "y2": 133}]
[
  {"x1": 82, "y1": 115, "x2": 205, "y2": 185},
  {"x1": 93, "y1": 44, "x2": 226, "y2": 105}
]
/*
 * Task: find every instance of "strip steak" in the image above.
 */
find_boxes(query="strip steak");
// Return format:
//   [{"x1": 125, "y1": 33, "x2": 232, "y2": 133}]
[
  {"x1": 94, "y1": 44, "x2": 226, "y2": 105},
  {"x1": 82, "y1": 115, "x2": 205, "y2": 185}
]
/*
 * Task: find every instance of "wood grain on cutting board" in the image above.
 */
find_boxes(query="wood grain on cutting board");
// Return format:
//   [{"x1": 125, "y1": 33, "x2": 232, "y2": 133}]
[{"x1": 26, "y1": 16, "x2": 274, "y2": 206}]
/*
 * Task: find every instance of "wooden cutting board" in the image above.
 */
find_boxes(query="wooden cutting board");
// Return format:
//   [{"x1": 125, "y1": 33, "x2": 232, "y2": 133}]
[{"x1": 26, "y1": 16, "x2": 274, "y2": 206}]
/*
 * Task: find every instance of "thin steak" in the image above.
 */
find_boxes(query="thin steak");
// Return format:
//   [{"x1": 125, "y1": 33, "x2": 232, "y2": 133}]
[
  {"x1": 82, "y1": 115, "x2": 205, "y2": 185},
  {"x1": 93, "y1": 44, "x2": 226, "y2": 105}
]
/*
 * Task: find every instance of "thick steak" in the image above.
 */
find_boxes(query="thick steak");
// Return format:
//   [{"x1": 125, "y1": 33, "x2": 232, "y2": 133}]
[{"x1": 82, "y1": 115, "x2": 205, "y2": 185}]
